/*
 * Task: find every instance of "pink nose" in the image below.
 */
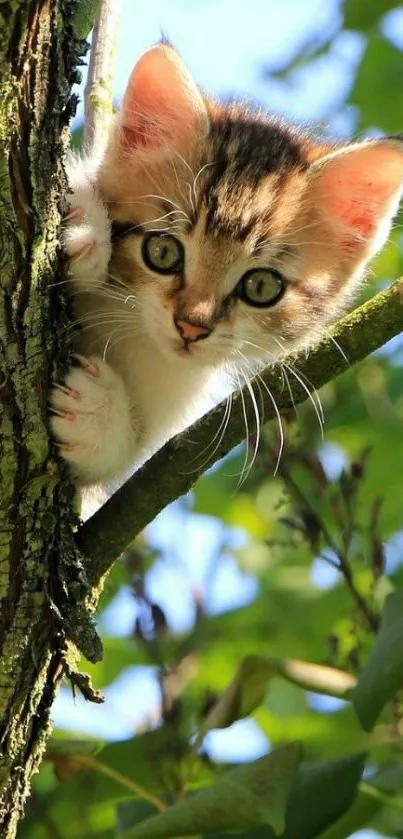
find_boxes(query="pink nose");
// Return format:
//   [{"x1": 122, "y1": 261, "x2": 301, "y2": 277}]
[{"x1": 175, "y1": 319, "x2": 211, "y2": 342}]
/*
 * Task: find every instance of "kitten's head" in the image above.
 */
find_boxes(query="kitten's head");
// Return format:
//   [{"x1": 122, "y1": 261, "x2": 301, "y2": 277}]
[{"x1": 97, "y1": 44, "x2": 403, "y2": 367}]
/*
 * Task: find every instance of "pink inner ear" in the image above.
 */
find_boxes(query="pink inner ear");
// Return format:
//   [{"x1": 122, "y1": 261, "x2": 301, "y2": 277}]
[
  {"x1": 118, "y1": 46, "x2": 208, "y2": 152},
  {"x1": 315, "y1": 143, "x2": 403, "y2": 244}
]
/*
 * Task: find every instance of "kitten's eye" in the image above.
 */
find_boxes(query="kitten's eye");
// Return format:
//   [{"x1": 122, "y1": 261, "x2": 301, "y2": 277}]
[
  {"x1": 236, "y1": 269, "x2": 284, "y2": 307},
  {"x1": 142, "y1": 233, "x2": 184, "y2": 274}
]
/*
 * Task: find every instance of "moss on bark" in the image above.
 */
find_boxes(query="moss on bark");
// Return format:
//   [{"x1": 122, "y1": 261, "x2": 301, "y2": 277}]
[{"x1": 0, "y1": 2, "x2": 86, "y2": 835}]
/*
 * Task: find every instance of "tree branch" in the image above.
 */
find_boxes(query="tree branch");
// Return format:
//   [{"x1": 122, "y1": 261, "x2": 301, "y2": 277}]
[
  {"x1": 84, "y1": 0, "x2": 121, "y2": 153},
  {"x1": 77, "y1": 278, "x2": 403, "y2": 586}
]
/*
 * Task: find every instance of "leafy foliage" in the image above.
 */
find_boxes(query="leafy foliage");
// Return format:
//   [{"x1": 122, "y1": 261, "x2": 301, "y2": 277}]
[
  {"x1": 72, "y1": 0, "x2": 103, "y2": 38},
  {"x1": 343, "y1": 0, "x2": 396, "y2": 31},
  {"x1": 21, "y1": 2, "x2": 403, "y2": 838},
  {"x1": 352, "y1": 591, "x2": 403, "y2": 730}
]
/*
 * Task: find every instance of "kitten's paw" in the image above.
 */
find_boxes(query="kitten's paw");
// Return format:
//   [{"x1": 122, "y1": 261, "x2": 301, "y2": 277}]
[
  {"x1": 50, "y1": 356, "x2": 137, "y2": 484},
  {"x1": 63, "y1": 165, "x2": 112, "y2": 286}
]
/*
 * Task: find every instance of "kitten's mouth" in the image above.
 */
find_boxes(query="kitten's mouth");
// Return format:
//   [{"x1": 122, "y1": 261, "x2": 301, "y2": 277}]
[
  {"x1": 174, "y1": 342, "x2": 196, "y2": 359},
  {"x1": 170, "y1": 338, "x2": 209, "y2": 362}
]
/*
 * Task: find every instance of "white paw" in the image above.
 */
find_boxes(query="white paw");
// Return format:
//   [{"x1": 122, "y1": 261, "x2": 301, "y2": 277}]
[
  {"x1": 63, "y1": 159, "x2": 112, "y2": 286},
  {"x1": 50, "y1": 355, "x2": 137, "y2": 485}
]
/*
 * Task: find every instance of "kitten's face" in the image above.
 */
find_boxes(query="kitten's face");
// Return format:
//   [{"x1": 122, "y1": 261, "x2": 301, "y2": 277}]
[
  {"x1": 97, "y1": 46, "x2": 403, "y2": 369},
  {"x1": 105, "y1": 154, "x2": 337, "y2": 367}
]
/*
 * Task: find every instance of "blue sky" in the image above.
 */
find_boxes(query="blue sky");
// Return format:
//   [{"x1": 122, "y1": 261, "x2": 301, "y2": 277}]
[
  {"x1": 74, "y1": 0, "x2": 361, "y2": 130},
  {"x1": 57, "y1": 4, "x2": 401, "y2": 836}
]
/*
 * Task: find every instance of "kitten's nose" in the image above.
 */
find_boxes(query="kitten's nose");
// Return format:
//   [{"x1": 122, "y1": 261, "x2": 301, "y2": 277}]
[{"x1": 174, "y1": 318, "x2": 211, "y2": 343}]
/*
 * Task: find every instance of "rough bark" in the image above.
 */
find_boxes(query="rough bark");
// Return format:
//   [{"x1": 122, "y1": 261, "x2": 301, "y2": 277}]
[{"x1": 0, "y1": 2, "x2": 89, "y2": 835}]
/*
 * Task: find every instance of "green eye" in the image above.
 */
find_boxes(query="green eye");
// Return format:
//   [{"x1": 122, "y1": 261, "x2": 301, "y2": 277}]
[
  {"x1": 142, "y1": 233, "x2": 184, "y2": 274},
  {"x1": 236, "y1": 269, "x2": 285, "y2": 307}
]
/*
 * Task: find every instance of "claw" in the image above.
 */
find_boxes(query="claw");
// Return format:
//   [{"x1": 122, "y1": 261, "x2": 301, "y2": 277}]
[
  {"x1": 70, "y1": 241, "x2": 95, "y2": 263},
  {"x1": 74, "y1": 354, "x2": 100, "y2": 378},
  {"x1": 51, "y1": 408, "x2": 76, "y2": 421},
  {"x1": 53, "y1": 384, "x2": 81, "y2": 400},
  {"x1": 56, "y1": 442, "x2": 79, "y2": 453}
]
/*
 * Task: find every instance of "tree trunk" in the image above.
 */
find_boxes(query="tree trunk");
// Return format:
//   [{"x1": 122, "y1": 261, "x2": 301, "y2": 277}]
[{"x1": 0, "y1": 3, "x2": 88, "y2": 835}]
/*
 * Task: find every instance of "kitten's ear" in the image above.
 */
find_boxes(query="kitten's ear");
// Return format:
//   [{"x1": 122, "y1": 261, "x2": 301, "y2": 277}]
[
  {"x1": 310, "y1": 139, "x2": 403, "y2": 255},
  {"x1": 117, "y1": 44, "x2": 209, "y2": 152}
]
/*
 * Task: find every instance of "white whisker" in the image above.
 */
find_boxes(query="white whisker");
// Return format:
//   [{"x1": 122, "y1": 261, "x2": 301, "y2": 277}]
[
  {"x1": 282, "y1": 362, "x2": 324, "y2": 436},
  {"x1": 238, "y1": 350, "x2": 284, "y2": 477},
  {"x1": 234, "y1": 368, "x2": 250, "y2": 486},
  {"x1": 235, "y1": 358, "x2": 261, "y2": 488},
  {"x1": 281, "y1": 366, "x2": 298, "y2": 415},
  {"x1": 187, "y1": 394, "x2": 233, "y2": 473},
  {"x1": 328, "y1": 334, "x2": 350, "y2": 366}
]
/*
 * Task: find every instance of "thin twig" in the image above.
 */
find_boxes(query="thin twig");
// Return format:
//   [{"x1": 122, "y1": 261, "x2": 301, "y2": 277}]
[
  {"x1": 278, "y1": 459, "x2": 380, "y2": 633},
  {"x1": 84, "y1": 0, "x2": 122, "y2": 154},
  {"x1": 77, "y1": 278, "x2": 403, "y2": 586},
  {"x1": 76, "y1": 756, "x2": 167, "y2": 812}
]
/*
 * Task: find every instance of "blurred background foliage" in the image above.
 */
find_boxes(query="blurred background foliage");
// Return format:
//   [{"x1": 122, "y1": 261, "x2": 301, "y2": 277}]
[{"x1": 22, "y1": 1, "x2": 403, "y2": 837}]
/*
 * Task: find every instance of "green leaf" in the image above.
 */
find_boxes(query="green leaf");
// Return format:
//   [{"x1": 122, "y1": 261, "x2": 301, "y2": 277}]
[
  {"x1": 203, "y1": 655, "x2": 356, "y2": 734},
  {"x1": 205, "y1": 753, "x2": 366, "y2": 839},
  {"x1": 352, "y1": 591, "x2": 403, "y2": 730},
  {"x1": 121, "y1": 744, "x2": 302, "y2": 838},
  {"x1": 72, "y1": 0, "x2": 102, "y2": 39},
  {"x1": 284, "y1": 753, "x2": 366, "y2": 839},
  {"x1": 317, "y1": 762, "x2": 403, "y2": 839},
  {"x1": 44, "y1": 734, "x2": 105, "y2": 782},
  {"x1": 44, "y1": 728, "x2": 185, "y2": 805},
  {"x1": 317, "y1": 790, "x2": 380, "y2": 839},
  {"x1": 203, "y1": 655, "x2": 277, "y2": 731},
  {"x1": 117, "y1": 801, "x2": 160, "y2": 834},
  {"x1": 350, "y1": 35, "x2": 403, "y2": 133},
  {"x1": 88, "y1": 729, "x2": 185, "y2": 799},
  {"x1": 344, "y1": 0, "x2": 395, "y2": 31},
  {"x1": 46, "y1": 733, "x2": 104, "y2": 757}
]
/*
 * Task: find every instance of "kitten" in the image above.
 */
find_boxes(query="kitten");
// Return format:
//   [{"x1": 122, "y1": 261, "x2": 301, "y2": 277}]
[{"x1": 51, "y1": 44, "x2": 403, "y2": 487}]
